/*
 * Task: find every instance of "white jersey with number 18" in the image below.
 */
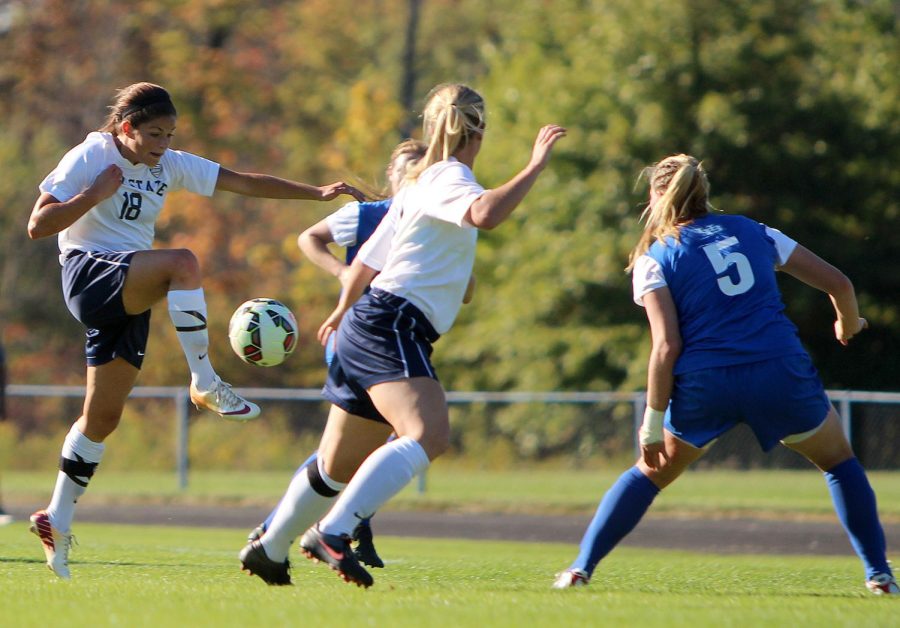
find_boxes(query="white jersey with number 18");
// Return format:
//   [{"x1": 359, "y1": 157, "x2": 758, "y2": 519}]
[{"x1": 39, "y1": 131, "x2": 220, "y2": 263}]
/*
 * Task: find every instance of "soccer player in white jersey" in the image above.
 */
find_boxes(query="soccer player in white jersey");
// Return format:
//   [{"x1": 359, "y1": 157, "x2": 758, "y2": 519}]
[
  {"x1": 553, "y1": 154, "x2": 897, "y2": 595},
  {"x1": 242, "y1": 140, "x2": 428, "y2": 582},
  {"x1": 26, "y1": 82, "x2": 363, "y2": 579},
  {"x1": 242, "y1": 83, "x2": 565, "y2": 588}
]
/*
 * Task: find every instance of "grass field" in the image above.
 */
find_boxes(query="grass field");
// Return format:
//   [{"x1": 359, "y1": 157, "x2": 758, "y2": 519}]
[
  {"x1": 1, "y1": 522, "x2": 896, "y2": 628},
  {"x1": 3, "y1": 468, "x2": 900, "y2": 625},
  {"x1": 6, "y1": 466, "x2": 900, "y2": 520}
]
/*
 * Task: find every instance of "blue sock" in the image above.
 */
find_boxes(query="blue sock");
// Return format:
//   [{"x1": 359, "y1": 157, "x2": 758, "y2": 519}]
[
  {"x1": 571, "y1": 466, "x2": 660, "y2": 576},
  {"x1": 825, "y1": 457, "x2": 890, "y2": 578},
  {"x1": 263, "y1": 452, "x2": 319, "y2": 529}
]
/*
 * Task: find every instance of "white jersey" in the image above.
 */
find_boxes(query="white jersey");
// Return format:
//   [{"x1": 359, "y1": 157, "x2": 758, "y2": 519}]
[
  {"x1": 39, "y1": 132, "x2": 220, "y2": 263},
  {"x1": 358, "y1": 158, "x2": 484, "y2": 334}
]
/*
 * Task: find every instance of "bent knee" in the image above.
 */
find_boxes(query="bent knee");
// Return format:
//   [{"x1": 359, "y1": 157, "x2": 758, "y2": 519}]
[
  {"x1": 168, "y1": 249, "x2": 201, "y2": 283},
  {"x1": 418, "y1": 431, "x2": 449, "y2": 460}
]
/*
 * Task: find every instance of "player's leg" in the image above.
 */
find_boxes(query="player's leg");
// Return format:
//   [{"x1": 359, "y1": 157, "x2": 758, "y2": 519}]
[
  {"x1": 241, "y1": 405, "x2": 391, "y2": 585},
  {"x1": 248, "y1": 452, "x2": 319, "y2": 542},
  {"x1": 300, "y1": 377, "x2": 444, "y2": 586},
  {"x1": 124, "y1": 249, "x2": 258, "y2": 420},
  {"x1": 554, "y1": 431, "x2": 705, "y2": 588},
  {"x1": 784, "y1": 406, "x2": 896, "y2": 593},
  {"x1": 316, "y1": 377, "x2": 445, "y2": 536},
  {"x1": 33, "y1": 358, "x2": 137, "y2": 579}
]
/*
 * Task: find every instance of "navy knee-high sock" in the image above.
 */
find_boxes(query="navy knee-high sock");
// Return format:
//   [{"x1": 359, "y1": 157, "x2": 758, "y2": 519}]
[
  {"x1": 571, "y1": 466, "x2": 660, "y2": 576},
  {"x1": 825, "y1": 457, "x2": 890, "y2": 578}
]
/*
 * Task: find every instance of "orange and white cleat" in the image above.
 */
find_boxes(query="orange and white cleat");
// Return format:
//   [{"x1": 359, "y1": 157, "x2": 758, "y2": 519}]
[{"x1": 189, "y1": 376, "x2": 260, "y2": 421}]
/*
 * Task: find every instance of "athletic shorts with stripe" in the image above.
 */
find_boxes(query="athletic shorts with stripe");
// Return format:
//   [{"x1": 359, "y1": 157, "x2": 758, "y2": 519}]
[
  {"x1": 666, "y1": 353, "x2": 831, "y2": 452},
  {"x1": 61, "y1": 249, "x2": 150, "y2": 369},
  {"x1": 322, "y1": 288, "x2": 441, "y2": 424}
]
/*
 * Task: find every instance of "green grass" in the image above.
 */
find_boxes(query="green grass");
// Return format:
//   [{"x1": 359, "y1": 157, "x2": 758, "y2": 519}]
[
  {"x1": 1, "y1": 522, "x2": 895, "y2": 628},
  {"x1": 6, "y1": 466, "x2": 900, "y2": 520}
]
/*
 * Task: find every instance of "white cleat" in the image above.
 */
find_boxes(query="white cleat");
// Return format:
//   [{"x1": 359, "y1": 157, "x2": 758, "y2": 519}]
[
  {"x1": 190, "y1": 376, "x2": 260, "y2": 421},
  {"x1": 552, "y1": 568, "x2": 590, "y2": 589},
  {"x1": 866, "y1": 572, "x2": 900, "y2": 595},
  {"x1": 29, "y1": 510, "x2": 74, "y2": 579}
]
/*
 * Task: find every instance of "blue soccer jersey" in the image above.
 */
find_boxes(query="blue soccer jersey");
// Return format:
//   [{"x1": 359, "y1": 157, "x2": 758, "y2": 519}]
[
  {"x1": 326, "y1": 198, "x2": 393, "y2": 264},
  {"x1": 632, "y1": 214, "x2": 806, "y2": 374}
]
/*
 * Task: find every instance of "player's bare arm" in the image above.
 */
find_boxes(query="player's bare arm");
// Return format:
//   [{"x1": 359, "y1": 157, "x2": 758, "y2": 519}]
[
  {"x1": 298, "y1": 219, "x2": 346, "y2": 280},
  {"x1": 317, "y1": 257, "x2": 378, "y2": 345},
  {"x1": 641, "y1": 286, "x2": 682, "y2": 469},
  {"x1": 780, "y1": 244, "x2": 866, "y2": 345},
  {"x1": 466, "y1": 124, "x2": 566, "y2": 230},
  {"x1": 215, "y1": 167, "x2": 365, "y2": 201},
  {"x1": 27, "y1": 164, "x2": 123, "y2": 239}
]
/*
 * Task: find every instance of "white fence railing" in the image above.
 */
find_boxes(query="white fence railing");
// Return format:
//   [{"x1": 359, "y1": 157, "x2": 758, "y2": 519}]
[{"x1": 7, "y1": 385, "x2": 900, "y2": 488}]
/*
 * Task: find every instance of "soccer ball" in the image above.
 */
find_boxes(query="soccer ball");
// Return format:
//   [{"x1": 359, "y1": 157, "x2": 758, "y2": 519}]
[{"x1": 228, "y1": 298, "x2": 298, "y2": 367}]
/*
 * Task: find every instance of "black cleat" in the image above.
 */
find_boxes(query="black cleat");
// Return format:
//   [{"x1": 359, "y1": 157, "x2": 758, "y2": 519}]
[
  {"x1": 352, "y1": 520, "x2": 384, "y2": 569},
  {"x1": 239, "y1": 540, "x2": 291, "y2": 585},
  {"x1": 299, "y1": 525, "x2": 373, "y2": 588}
]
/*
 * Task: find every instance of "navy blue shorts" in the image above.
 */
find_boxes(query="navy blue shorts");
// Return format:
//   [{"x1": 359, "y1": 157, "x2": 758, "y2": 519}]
[
  {"x1": 666, "y1": 353, "x2": 831, "y2": 452},
  {"x1": 322, "y1": 288, "x2": 441, "y2": 424},
  {"x1": 61, "y1": 250, "x2": 150, "y2": 369}
]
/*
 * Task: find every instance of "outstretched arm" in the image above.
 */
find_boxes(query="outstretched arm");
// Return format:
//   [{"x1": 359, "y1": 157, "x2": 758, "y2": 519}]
[
  {"x1": 780, "y1": 244, "x2": 866, "y2": 345},
  {"x1": 215, "y1": 167, "x2": 365, "y2": 202},
  {"x1": 464, "y1": 124, "x2": 566, "y2": 230}
]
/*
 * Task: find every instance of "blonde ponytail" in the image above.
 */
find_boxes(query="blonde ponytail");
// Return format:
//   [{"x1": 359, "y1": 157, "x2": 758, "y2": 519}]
[
  {"x1": 408, "y1": 84, "x2": 485, "y2": 182},
  {"x1": 627, "y1": 154, "x2": 713, "y2": 271}
]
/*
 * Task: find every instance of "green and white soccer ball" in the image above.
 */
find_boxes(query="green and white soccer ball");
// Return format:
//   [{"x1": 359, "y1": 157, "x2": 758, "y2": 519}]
[{"x1": 228, "y1": 298, "x2": 298, "y2": 367}]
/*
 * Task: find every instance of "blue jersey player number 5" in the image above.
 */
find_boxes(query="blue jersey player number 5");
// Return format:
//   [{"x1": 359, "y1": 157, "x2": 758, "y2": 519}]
[{"x1": 702, "y1": 237, "x2": 755, "y2": 296}]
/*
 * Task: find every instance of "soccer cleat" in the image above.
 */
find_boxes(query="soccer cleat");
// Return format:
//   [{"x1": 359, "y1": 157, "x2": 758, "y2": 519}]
[
  {"x1": 352, "y1": 520, "x2": 384, "y2": 569},
  {"x1": 866, "y1": 572, "x2": 900, "y2": 595},
  {"x1": 189, "y1": 376, "x2": 260, "y2": 421},
  {"x1": 247, "y1": 523, "x2": 267, "y2": 542},
  {"x1": 29, "y1": 510, "x2": 74, "y2": 580},
  {"x1": 239, "y1": 540, "x2": 291, "y2": 586},
  {"x1": 299, "y1": 525, "x2": 374, "y2": 588},
  {"x1": 552, "y1": 568, "x2": 590, "y2": 589}
]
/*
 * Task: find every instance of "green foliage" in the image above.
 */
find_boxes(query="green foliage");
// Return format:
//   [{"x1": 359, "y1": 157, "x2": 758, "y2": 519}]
[{"x1": 1, "y1": 0, "x2": 899, "y2": 414}]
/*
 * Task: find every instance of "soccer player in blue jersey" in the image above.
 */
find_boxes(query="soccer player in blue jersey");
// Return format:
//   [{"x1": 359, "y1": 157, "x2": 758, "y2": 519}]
[
  {"x1": 243, "y1": 140, "x2": 427, "y2": 573},
  {"x1": 553, "y1": 154, "x2": 896, "y2": 595}
]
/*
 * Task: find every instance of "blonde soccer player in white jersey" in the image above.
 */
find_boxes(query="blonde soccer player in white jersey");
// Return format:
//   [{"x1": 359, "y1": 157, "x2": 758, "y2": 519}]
[
  {"x1": 238, "y1": 83, "x2": 565, "y2": 588},
  {"x1": 26, "y1": 82, "x2": 363, "y2": 579}
]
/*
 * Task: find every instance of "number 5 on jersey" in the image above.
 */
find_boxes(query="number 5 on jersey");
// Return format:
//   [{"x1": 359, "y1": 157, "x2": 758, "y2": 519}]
[{"x1": 702, "y1": 237, "x2": 754, "y2": 296}]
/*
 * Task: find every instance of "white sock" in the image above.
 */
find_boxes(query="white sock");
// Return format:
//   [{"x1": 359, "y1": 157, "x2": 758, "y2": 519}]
[
  {"x1": 168, "y1": 288, "x2": 216, "y2": 390},
  {"x1": 260, "y1": 456, "x2": 346, "y2": 562},
  {"x1": 47, "y1": 424, "x2": 105, "y2": 533},
  {"x1": 319, "y1": 436, "x2": 430, "y2": 537}
]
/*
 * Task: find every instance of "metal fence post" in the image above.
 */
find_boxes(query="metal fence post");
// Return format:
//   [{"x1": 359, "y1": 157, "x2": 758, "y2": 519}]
[
  {"x1": 633, "y1": 392, "x2": 646, "y2": 459},
  {"x1": 175, "y1": 388, "x2": 190, "y2": 490},
  {"x1": 839, "y1": 394, "x2": 852, "y2": 443}
]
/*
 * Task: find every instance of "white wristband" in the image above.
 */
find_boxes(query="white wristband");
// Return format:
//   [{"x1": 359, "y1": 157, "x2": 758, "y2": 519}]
[{"x1": 639, "y1": 407, "x2": 666, "y2": 446}]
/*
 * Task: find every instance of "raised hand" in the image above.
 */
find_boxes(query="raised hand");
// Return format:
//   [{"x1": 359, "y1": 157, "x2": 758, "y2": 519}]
[{"x1": 528, "y1": 124, "x2": 567, "y2": 172}]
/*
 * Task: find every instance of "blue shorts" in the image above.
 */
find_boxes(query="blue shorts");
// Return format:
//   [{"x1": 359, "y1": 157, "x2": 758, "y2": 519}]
[
  {"x1": 322, "y1": 288, "x2": 440, "y2": 424},
  {"x1": 667, "y1": 353, "x2": 831, "y2": 452},
  {"x1": 61, "y1": 250, "x2": 150, "y2": 369}
]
